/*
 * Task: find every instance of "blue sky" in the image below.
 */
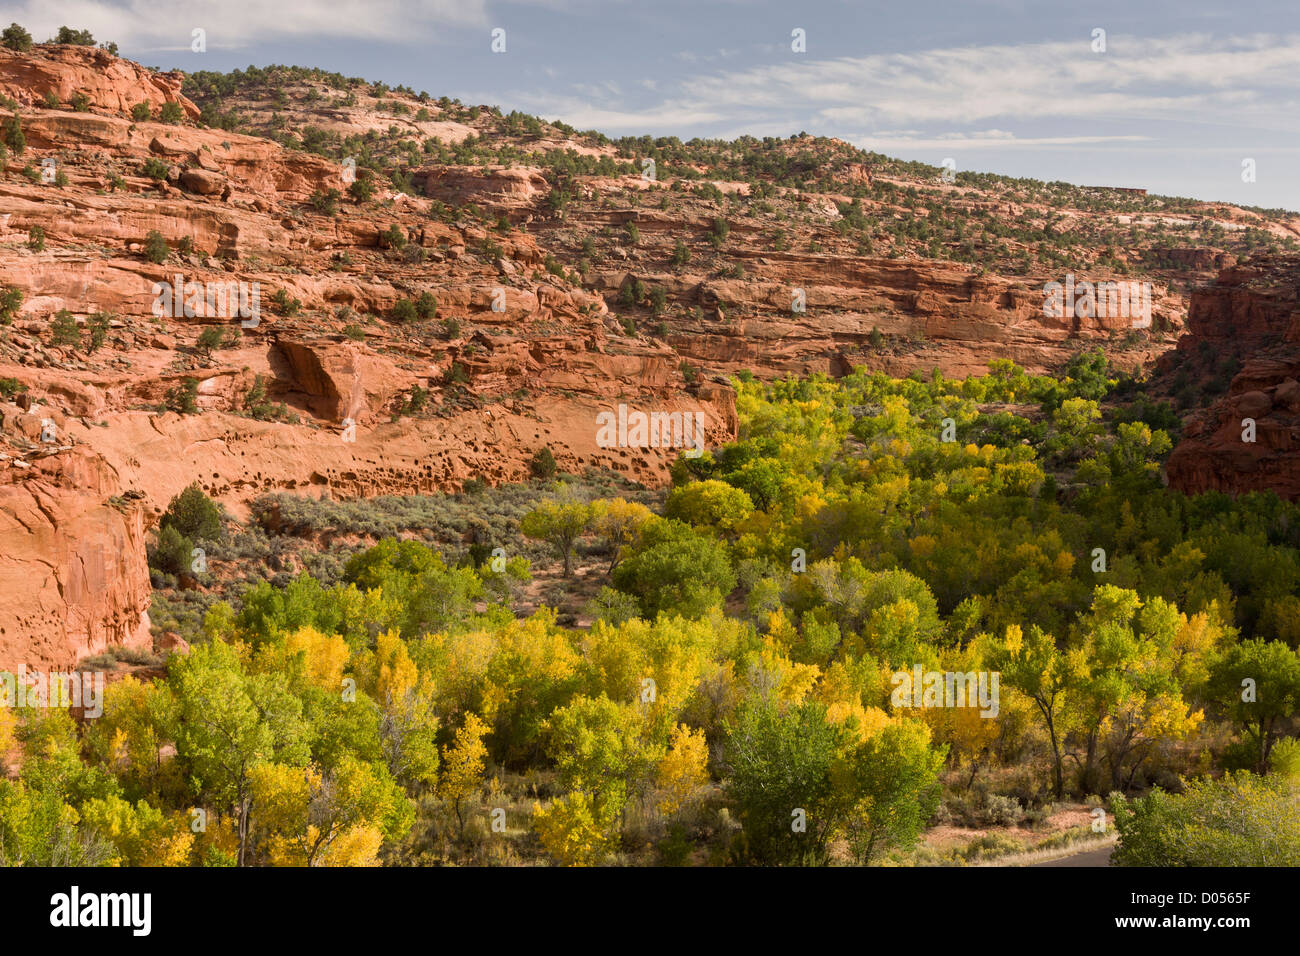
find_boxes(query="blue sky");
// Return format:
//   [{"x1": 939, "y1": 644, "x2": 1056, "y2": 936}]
[{"x1": 12, "y1": 0, "x2": 1300, "y2": 210}]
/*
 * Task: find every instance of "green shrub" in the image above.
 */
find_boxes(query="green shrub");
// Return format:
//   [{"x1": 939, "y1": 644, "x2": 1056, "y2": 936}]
[
  {"x1": 149, "y1": 523, "x2": 193, "y2": 576},
  {"x1": 141, "y1": 157, "x2": 169, "y2": 180},
  {"x1": 130, "y1": 101, "x2": 152, "y2": 122},
  {"x1": 1111, "y1": 773, "x2": 1300, "y2": 866},
  {"x1": 403, "y1": 384, "x2": 429, "y2": 415},
  {"x1": 415, "y1": 291, "x2": 438, "y2": 319},
  {"x1": 26, "y1": 226, "x2": 44, "y2": 251},
  {"x1": 54, "y1": 26, "x2": 96, "y2": 46},
  {"x1": 529, "y1": 446, "x2": 557, "y2": 480},
  {"x1": 618, "y1": 278, "x2": 645, "y2": 307},
  {"x1": 0, "y1": 286, "x2": 22, "y2": 324},
  {"x1": 390, "y1": 298, "x2": 417, "y2": 323},
  {"x1": 269, "y1": 288, "x2": 301, "y2": 316},
  {"x1": 245, "y1": 378, "x2": 293, "y2": 422},
  {"x1": 309, "y1": 188, "x2": 340, "y2": 216},
  {"x1": 159, "y1": 101, "x2": 183, "y2": 124},
  {"x1": 49, "y1": 309, "x2": 79, "y2": 346},
  {"x1": 162, "y1": 481, "x2": 223, "y2": 541},
  {"x1": 86, "y1": 312, "x2": 111, "y2": 352},
  {"x1": 960, "y1": 833, "x2": 1025, "y2": 862},
  {"x1": 3, "y1": 113, "x2": 24, "y2": 154},
  {"x1": 2, "y1": 23, "x2": 33, "y2": 51},
  {"x1": 348, "y1": 173, "x2": 375, "y2": 202},
  {"x1": 708, "y1": 216, "x2": 730, "y2": 247},
  {"x1": 195, "y1": 325, "x2": 229, "y2": 360},
  {"x1": 164, "y1": 377, "x2": 199, "y2": 414},
  {"x1": 143, "y1": 229, "x2": 168, "y2": 263}
]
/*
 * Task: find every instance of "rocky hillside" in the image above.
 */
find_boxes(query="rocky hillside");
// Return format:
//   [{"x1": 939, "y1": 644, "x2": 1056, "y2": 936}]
[
  {"x1": 1165, "y1": 255, "x2": 1300, "y2": 500},
  {"x1": 0, "y1": 43, "x2": 1295, "y2": 668}
]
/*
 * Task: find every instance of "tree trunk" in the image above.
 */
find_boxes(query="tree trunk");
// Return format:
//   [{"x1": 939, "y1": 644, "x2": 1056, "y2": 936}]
[
  {"x1": 237, "y1": 797, "x2": 251, "y2": 867},
  {"x1": 1042, "y1": 706, "x2": 1064, "y2": 799}
]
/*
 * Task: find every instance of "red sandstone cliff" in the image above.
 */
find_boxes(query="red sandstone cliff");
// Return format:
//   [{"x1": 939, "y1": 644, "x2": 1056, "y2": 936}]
[{"x1": 1165, "y1": 255, "x2": 1300, "y2": 500}]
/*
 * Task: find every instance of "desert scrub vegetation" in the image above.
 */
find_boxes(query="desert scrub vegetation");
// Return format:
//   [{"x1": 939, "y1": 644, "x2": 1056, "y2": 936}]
[{"x1": 145, "y1": 473, "x2": 660, "y2": 629}]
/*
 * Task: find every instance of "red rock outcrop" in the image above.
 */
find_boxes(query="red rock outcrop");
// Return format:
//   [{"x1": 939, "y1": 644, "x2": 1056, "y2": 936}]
[
  {"x1": 0, "y1": 44, "x2": 198, "y2": 118},
  {"x1": 597, "y1": 256, "x2": 1182, "y2": 378},
  {"x1": 1165, "y1": 255, "x2": 1300, "y2": 500},
  {"x1": 0, "y1": 433, "x2": 152, "y2": 672},
  {"x1": 413, "y1": 165, "x2": 549, "y2": 209}
]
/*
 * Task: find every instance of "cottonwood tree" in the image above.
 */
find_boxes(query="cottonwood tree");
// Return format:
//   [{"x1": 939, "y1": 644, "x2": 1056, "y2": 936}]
[
  {"x1": 838, "y1": 719, "x2": 945, "y2": 864},
  {"x1": 167, "y1": 641, "x2": 310, "y2": 865},
  {"x1": 439, "y1": 713, "x2": 489, "y2": 834},
  {"x1": 986, "y1": 623, "x2": 1086, "y2": 798},
  {"x1": 590, "y1": 498, "x2": 654, "y2": 573},
  {"x1": 521, "y1": 497, "x2": 594, "y2": 577},
  {"x1": 723, "y1": 699, "x2": 851, "y2": 866},
  {"x1": 611, "y1": 518, "x2": 736, "y2": 619},
  {"x1": 1207, "y1": 639, "x2": 1300, "y2": 772}
]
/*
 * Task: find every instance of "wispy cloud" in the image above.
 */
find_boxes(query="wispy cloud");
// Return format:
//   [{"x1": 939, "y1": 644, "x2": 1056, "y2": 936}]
[
  {"x1": 502, "y1": 30, "x2": 1300, "y2": 150},
  {"x1": 857, "y1": 132, "x2": 1154, "y2": 152},
  {"x1": 5, "y1": 0, "x2": 495, "y2": 49},
  {"x1": 674, "y1": 33, "x2": 1300, "y2": 130}
]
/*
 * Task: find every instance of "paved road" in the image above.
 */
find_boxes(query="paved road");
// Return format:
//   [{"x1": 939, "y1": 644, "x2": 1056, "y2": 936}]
[{"x1": 1032, "y1": 845, "x2": 1114, "y2": 867}]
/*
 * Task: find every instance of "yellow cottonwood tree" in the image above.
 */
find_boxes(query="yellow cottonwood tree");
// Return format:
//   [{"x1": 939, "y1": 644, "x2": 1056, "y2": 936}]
[
  {"x1": 655, "y1": 724, "x2": 709, "y2": 816},
  {"x1": 532, "y1": 791, "x2": 619, "y2": 866},
  {"x1": 439, "y1": 712, "x2": 489, "y2": 833},
  {"x1": 79, "y1": 795, "x2": 194, "y2": 867},
  {"x1": 249, "y1": 756, "x2": 412, "y2": 866},
  {"x1": 591, "y1": 498, "x2": 655, "y2": 572},
  {"x1": 354, "y1": 630, "x2": 440, "y2": 788}
]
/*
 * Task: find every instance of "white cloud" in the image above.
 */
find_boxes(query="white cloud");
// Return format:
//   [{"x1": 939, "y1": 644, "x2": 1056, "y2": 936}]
[
  {"x1": 673, "y1": 32, "x2": 1300, "y2": 131},
  {"x1": 856, "y1": 131, "x2": 1154, "y2": 152},
  {"x1": 496, "y1": 30, "x2": 1300, "y2": 148},
  {"x1": 470, "y1": 92, "x2": 727, "y2": 131},
  {"x1": 7, "y1": 0, "x2": 498, "y2": 49}
]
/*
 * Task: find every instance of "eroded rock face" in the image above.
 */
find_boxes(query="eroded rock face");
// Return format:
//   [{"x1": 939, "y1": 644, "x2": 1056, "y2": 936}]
[
  {"x1": 1166, "y1": 255, "x2": 1300, "y2": 500},
  {"x1": 413, "y1": 165, "x2": 550, "y2": 208},
  {"x1": 0, "y1": 442, "x2": 152, "y2": 672},
  {"x1": 605, "y1": 256, "x2": 1183, "y2": 379},
  {"x1": 0, "y1": 44, "x2": 198, "y2": 118},
  {"x1": 275, "y1": 338, "x2": 405, "y2": 425}
]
